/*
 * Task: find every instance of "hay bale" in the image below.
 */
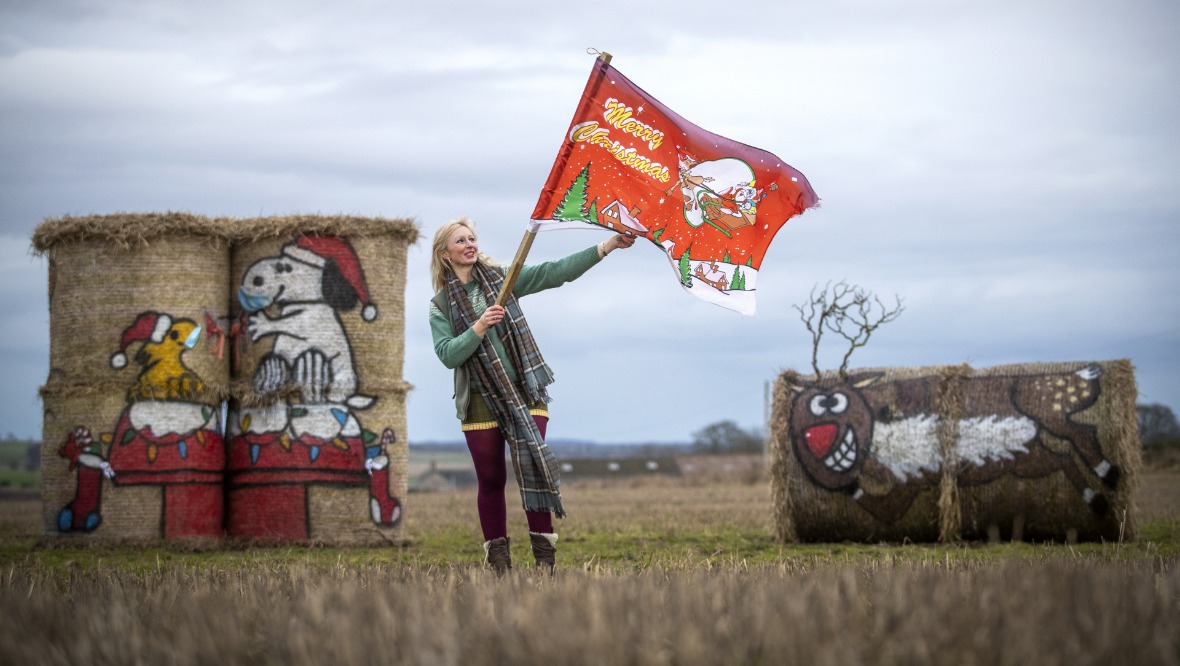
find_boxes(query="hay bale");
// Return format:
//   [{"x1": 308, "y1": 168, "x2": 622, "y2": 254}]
[
  {"x1": 33, "y1": 213, "x2": 231, "y2": 543},
  {"x1": 770, "y1": 360, "x2": 1140, "y2": 543},
  {"x1": 223, "y1": 215, "x2": 417, "y2": 545}
]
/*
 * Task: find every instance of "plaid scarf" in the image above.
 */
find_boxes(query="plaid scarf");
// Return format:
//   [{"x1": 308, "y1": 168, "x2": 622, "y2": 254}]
[{"x1": 445, "y1": 261, "x2": 565, "y2": 518}]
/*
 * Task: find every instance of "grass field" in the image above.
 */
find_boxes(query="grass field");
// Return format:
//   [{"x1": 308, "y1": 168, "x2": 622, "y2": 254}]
[
  {"x1": 1, "y1": 468, "x2": 1178, "y2": 664},
  {"x1": 0, "y1": 439, "x2": 37, "y2": 491}
]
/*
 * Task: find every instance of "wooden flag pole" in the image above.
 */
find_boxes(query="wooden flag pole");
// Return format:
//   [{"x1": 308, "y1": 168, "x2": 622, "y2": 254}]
[
  {"x1": 495, "y1": 51, "x2": 612, "y2": 307},
  {"x1": 495, "y1": 226, "x2": 538, "y2": 306}
]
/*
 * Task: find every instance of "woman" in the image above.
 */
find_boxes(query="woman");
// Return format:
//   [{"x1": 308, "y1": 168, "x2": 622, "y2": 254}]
[{"x1": 429, "y1": 216, "x2": 634, "y2": 573}]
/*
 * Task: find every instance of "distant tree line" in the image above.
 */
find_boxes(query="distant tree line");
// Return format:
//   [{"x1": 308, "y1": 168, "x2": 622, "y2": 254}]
[
  {"x1": 691, "y1": 420, "x2": 764, "y2": 455},
  {"x1": 0, "y1": 437, "x2": 40, "y2": 471},
  {"x1": 1138, "y1": 403, "x2": 1180, "y2": 449}
]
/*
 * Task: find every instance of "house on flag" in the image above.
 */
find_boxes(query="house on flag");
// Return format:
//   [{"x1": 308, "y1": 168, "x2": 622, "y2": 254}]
[{"x1": 600, "y1": 200, "x2": 649, "y2": 236}]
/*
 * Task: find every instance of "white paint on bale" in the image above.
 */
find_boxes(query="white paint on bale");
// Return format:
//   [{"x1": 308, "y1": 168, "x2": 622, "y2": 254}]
[
  {"x1": 873, "y1": 415, "x2": 940, "y2": 480},
  {"x1": 232, "y1": 402, "x2": 288, "y2": 435},
  {"x1": 289, "y1": 403, "x2": 361, "y2": 440},
  {"x1": 872, "y1": 414, "x2": 1038, "y2": 481},
  {"x1": 129, "y1": 401, "x2": 216, "y2": 436},
  {"x1": 957, "y1": 416, "x2": 1037, "y2": 466}
]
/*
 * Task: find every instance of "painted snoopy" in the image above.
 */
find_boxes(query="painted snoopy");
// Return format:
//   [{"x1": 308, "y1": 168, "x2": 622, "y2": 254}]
[
  {"x1": 234, "y1": 235, "x2": 379, "y2": 462},
  {"x1": 229, "y1": 235, "x2": 401, "y2": 532},
  {"x1": 238, "y1": 235, "x2": 377, "y2": 408}
]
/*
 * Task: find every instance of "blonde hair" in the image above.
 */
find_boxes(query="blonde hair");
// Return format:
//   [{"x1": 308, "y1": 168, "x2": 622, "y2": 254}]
[{"x1": 430, "y1": 216, "x2": 498, "y2": 293}]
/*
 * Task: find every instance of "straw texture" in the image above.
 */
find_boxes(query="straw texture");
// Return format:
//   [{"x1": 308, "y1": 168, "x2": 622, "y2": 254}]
[
  {"x1": 35, "y1": 212, "x2": 418, "y2": 546},
  {"x1": 225, "y1": 216, "x2": 416, "y2": 545},
  {"x1": 36, "y1": 213, "x2": 230, "y2": 543},
  {"x1": 771, "y1": 360, "x2": 1139, "y2": 544}
]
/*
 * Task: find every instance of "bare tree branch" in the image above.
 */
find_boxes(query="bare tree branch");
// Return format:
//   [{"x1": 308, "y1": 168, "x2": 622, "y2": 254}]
[{"x1": 793, "y1": 280, "x2": 905, "y2": 378}]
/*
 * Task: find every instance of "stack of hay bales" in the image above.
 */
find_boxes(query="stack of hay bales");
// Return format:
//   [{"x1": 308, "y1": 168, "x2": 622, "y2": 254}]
[
  {"x1": 33, "y1": 213, "x2": 232, "y2": 543},
  {"x1": 33, "y1": 213, "x2": 417, "y2": 547},
  {"x1": 225, "y1": 215, "x2": 416, "y2": 545},
  {"x1": 768, "y1": 360, "x2": 1140, "y2": 544}
]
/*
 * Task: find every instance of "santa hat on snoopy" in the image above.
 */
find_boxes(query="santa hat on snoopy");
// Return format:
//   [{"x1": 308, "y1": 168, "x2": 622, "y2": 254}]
[
  {"x1": 109, "y1": 312, "x2": 174, "y2": 369},
  {"x1": 282, "y1": 235, "x2": 378, "y2": 322}
]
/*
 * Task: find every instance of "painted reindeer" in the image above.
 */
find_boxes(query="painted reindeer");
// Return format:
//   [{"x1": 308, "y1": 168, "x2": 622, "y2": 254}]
[{"x1": 786, "y1": 364, "x2": 1121, "y2": 523}]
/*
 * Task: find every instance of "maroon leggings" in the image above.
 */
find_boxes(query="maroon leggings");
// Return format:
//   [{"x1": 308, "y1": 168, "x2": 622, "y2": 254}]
[{"x1": 464, "y1": 415, "x2": 554, "y2": 541}]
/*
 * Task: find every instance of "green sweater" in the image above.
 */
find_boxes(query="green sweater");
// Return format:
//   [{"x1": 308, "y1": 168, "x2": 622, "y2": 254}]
[{"x1": 430, "y1": 245, "x2": 602, "y2": 420}]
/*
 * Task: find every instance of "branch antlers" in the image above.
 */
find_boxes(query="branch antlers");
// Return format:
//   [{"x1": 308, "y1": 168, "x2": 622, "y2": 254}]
[{"x1": 793, "y1": 280, "x2": 905, "y2": 379}]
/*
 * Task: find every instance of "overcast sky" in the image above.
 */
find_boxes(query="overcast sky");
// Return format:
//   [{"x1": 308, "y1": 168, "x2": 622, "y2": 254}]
[{"x1": 2, "y1": 0, "x2": 1177, "y2": 444}]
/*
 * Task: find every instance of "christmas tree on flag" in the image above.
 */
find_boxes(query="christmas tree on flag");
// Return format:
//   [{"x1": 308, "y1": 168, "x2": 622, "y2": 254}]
[{"x1": 527, "y1": 53, "x2": 819, "y2": 315}]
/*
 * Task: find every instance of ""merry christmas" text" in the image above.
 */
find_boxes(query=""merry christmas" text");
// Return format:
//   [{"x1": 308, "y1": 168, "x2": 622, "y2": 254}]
[{"x1": 568, "y1": 98, "x2": 671, "y2": 183}]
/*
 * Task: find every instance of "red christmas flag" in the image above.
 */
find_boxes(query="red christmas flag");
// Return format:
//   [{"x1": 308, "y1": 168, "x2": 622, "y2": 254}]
[{"x1": 531, "y1": 56, "x2": 819, "y2": 315}]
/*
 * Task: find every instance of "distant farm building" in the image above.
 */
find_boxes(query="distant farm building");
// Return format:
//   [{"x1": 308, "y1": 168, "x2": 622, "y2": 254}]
[
  {"x1": 410, "y1": 460, "x2": 476, "y2": 493},
  {"x1": 558, "y1": 457, "x2": 680, "y2": 478}
]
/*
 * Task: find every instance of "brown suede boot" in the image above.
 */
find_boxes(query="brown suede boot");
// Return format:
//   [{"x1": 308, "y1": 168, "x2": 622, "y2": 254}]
[
  {"x1": 529, "y1": 532, "x2": 557, "y2": 573},
  {"x1": 483, "y1": 537, "x2": 511, "y2": 575}
]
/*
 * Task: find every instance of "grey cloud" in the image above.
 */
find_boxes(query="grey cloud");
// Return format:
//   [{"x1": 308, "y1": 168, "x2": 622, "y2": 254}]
[{"x1": 1, "y1": 0, "x2": 1177, "y2": 443}]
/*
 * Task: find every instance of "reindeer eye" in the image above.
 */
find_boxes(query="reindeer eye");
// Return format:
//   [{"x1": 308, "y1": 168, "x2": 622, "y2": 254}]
[
  {"x1": 809, "y1": 395, "x2": 828, "y2": 416},
  {"x1": 829, "y1": 393, "x2": 849, "y2": 414},
  {"x1": 809, "y1": 393, "x2": 849, "y2": 416}
]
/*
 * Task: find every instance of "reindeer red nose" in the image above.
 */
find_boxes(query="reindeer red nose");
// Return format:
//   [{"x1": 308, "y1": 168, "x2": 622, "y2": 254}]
[{"x1": 804, "y1": 423, "x2": 838, "y2": 459}]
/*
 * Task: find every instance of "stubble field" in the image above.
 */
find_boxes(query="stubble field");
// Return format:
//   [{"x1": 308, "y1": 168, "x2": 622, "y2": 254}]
[{"x1": 1, "y1": 467, "x2": 1178, "y2": 665}]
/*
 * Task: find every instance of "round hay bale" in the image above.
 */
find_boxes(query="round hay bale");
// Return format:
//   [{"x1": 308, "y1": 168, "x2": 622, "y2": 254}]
[
  {"x1": 770, "y1": 360, "x2": 1140, "y2": 544},
  {"x1": 954, "y1": 360, "x2": 1141, "y2": 543},
  {"x1": 33, "y1": 213, "x2": 231, "y2": 543},
  {"x1": 33, "y1": 213, "x2": 232, "y2": 389},
  {"x1": 41, "y1": 391, "x2": 223, "y2": 544},
  {"x1": 223, "y1": 215, "x2": 417, "y2": 545}
]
